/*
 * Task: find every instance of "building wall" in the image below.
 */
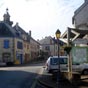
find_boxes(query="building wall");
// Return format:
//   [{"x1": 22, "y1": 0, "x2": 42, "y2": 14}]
[
  {"x1": 23, "y1": 41, "x2": 30, "y2": 63},
  {"x1": 39, "y1": 36, "x2": 58, "y2": 57},
  {"x1": 73, "y1": 1, "x2": 88, "y2": 29},
  {"x1": 0, "y1": 37, "x2": 14, "y2": 62},
  {"x1": 0, "y1": 37, "x2": 36, "y2": 64},
  {"x1": 50, "y1": 44, "x2": 58, "y2": 56},
  {"x1": 30, "y1": 38, "x2": 40, "y2": 60},
  {"x1": 14, "y1": 38, "x2": 24, "y2": 64}
]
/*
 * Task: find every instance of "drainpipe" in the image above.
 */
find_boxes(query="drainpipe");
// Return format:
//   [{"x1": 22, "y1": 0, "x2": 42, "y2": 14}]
[{"x1": 13, "y1": 38, "x2": 16, "y2": 64}]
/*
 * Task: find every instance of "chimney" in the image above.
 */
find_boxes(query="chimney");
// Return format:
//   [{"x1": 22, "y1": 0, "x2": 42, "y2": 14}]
[
  {"x1": 29, "y1": 30, "x2": 31, "y2": 37},
  {"x1": 16, "y1": 22, "x2": 19, "y2": 30}
]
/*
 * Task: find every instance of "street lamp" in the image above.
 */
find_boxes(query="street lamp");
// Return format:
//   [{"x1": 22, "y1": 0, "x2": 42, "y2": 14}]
[
  {"x1": 55, "y1": 29, "x2": 61, "y2": 56},
  {"x1": 55, "y1": 29, "x2": 61, "y2": 88}
]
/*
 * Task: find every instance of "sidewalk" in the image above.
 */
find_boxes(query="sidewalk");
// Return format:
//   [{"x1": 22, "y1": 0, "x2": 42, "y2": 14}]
[{"x1": 38, "y1": 70, "x2": 77, "y2": 88}]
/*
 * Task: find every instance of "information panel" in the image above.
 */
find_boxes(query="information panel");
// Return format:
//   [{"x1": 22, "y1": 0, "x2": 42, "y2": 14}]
[{"x1": 71, "y1": 46, "x2": 88, "y2": 63}]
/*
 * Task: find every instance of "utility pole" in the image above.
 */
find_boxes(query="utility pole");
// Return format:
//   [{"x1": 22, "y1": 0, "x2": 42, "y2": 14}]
[{"x1": 67, "y1": 27, "x2": 72, "y2": 80}]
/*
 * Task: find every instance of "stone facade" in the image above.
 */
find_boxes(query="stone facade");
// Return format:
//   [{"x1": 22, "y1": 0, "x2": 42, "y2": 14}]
[
  {"x1": 73, "y1": 0, "x2": 88, "y2": 30},
  {"x1": 0, "y1": 38, "x2": 14, "y2": 62},
  {"x1": 30, "y1": 37, "x2": 40, "y2": 60},
  {"x1": 38, "y1": 36, "x2": 65, "y2": 58},
  {"x1": 39, "y1": 36, "x2": 58, "y2": 57},
  {"x1": 0, "y1": 9, "x2": 40, "y2": 65}
]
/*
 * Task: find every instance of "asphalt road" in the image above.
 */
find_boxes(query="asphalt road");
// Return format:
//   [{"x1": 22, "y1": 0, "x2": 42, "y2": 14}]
[
  {"x1": 1, "y1": 61, "x2": 88, "y2": 88},
  {"x1": 0, "y1": 62, "x2": 44, "y2": 88}
]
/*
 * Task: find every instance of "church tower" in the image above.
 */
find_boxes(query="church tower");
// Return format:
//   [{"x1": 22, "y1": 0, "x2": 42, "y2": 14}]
[{"x1": 3, "y1": 8, "x2": 13, "y2": 26}]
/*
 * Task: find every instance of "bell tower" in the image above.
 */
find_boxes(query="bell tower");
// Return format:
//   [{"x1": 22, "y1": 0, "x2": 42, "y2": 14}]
[{"x1": 3, "y1": 8, "x2": 13, "y2": 26}]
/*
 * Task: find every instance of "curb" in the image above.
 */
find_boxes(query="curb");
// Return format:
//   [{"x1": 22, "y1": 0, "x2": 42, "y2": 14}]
[{"x1": 37, "y1": 68, "x2": 54, "y2": 88}]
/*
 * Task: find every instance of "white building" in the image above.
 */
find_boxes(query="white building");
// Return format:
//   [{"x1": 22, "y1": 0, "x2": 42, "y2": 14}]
[{"x1": 39, "y1": 36, "x2": 58, "y2": 57}]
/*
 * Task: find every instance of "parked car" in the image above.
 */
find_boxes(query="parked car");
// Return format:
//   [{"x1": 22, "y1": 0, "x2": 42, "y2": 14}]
[{"x1": 45, "y1": 56, "x2": 88, "y2": 75}]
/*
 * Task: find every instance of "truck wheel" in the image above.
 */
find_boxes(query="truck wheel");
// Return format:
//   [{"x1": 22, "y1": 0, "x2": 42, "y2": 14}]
[{"x1": 82, "y1": 70, "x2": 88, "y2": 75}]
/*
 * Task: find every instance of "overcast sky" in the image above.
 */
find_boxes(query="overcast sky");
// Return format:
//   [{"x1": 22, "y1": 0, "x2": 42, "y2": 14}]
[{"x1": 0, "y1": 0, "x2": 84, "y2": 40}]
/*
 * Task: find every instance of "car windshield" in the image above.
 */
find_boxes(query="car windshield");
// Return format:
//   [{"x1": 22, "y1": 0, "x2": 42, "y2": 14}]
[{"x1": 50, "y1": 57, "x2": 67, "y2": 65}]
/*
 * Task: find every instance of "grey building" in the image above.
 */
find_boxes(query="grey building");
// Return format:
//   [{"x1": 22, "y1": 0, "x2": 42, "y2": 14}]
[
  {"x1": 61, "y1": 0, "x2": 88, "y2": 45},
  {"x1": 72, "y1": 0, "x2": 88, "y2": 30}
]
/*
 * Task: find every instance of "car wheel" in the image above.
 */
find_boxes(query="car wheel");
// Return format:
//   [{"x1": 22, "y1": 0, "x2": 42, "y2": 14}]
[{"x1": 82, "y1": 70, "x2": 88, "y2": 75}]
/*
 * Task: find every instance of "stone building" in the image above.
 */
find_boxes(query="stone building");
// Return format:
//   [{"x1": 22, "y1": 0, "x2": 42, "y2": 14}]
[
  {"x1": 61, "y1": 0, "x2": 88, "y2": 45},
  {"x1": 30, "y1": 36, "x2": 40, "y2": 61},
  {"x1": 72, "y1": 0, "x2": 88, "y2": 31},
  {"x1": 0, "y1": 9, "x2": 24, "y2": 64},
  {"x1": 38, "y1": 36, "x2": 65, "y2": 58},
  {"x1": 0, "y1": 9, "x2": 40, "y2": 65}
]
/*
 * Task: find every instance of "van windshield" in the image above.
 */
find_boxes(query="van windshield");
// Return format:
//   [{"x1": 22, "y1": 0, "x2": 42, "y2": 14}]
[{"x1": 50, "y1": 57, "x2": 67, "y2": 65}]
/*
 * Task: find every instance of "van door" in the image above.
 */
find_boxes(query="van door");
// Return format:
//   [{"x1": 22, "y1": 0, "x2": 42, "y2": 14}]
[{"x1": 60, "y1": 57, "x2": 68, "y2": 72}]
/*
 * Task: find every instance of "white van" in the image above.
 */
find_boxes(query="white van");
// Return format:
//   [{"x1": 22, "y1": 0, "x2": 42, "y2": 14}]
[
  {"x1": 45, "y1": 56, "x2": 88, "y2": 75},
  {"x1": 45, "y1": 56, "x2": 68, "y2": 73}
]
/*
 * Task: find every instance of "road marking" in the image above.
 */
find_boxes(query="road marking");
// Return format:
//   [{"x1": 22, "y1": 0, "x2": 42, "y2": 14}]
[{"x1": 30, "y1": 67, "x2": 44, "y2": 88}]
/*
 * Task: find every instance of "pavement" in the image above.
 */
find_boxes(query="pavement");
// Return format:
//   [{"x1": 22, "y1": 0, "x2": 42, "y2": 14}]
[{"x1": 37, "y1": 68, "x2": 77, "y2": 88}]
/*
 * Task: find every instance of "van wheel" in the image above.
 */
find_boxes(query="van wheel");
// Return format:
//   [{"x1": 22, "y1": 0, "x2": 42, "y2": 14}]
[
  {"x1": 52, "y1": 73, "x2": 57, "y2": 80},
  {"x1": 6, "y1": 62, "x2": 14, "y2": 66},
  {"x1": 82, "y1": 70, "x2": 88, "y2": 75}
]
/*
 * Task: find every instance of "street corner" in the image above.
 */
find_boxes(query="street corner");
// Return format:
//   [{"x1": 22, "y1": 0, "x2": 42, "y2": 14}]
[{"x1": 37, "y1": 68, "x2": 56, "y2": 88}]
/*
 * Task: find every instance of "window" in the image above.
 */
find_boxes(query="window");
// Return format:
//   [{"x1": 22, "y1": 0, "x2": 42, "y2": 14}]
[
  {"x1": 50, "y1": 57, "x2": 67, "y2": 65},
  {"x1": 24, "y1": 43, "x2": 26, "y2": 48},
  {"x1": 60, "y1": 58, "x2": 67, "y2": 64},
  {"x1": 51, "y1": 57, "x2": 59, "y2": 65},
  {"x1": 27, "y1": 45, "x2": 29, "y2": 49},
  {"x1": 45, "y1": 46, "x2": 50, "y2": 50},
  {"x1": 37, "y1": 45, "x2": 39, "y2": 48},
  {"x1": 3, "y1": 40, "x2": 9, "y2": 49},
  {"x1": 17, "y1": 41, "x2": 23, "y2": 49}
]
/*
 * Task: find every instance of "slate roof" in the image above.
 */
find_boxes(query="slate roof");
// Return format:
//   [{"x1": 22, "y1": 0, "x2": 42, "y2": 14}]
[
  {"x1": 0, "y1": 22, "x2": 16, "y2": 37},
  {"x1": 13, "y1": 24, "x2": 31, "y2": 42},
  {"x1": 0, "y1": 21, "x2": 25, "y2": 39},
  {"x1": 39, "y1": 37, "x2": 64, "y2": 46},
  {"x1": 13, "y1": 25, "x2": 27, "y2": 35},
  {"x1": 52, "y1": 37, "x2": 65, "y2": 45},
  {"x1": 0, "y1": 21, "x2": 37, "y2": 43}
]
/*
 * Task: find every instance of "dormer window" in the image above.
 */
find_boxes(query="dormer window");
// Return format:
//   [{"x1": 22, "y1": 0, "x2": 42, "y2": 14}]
[{"x1": 16, "y1": 32, "x2": 20, "y2": 37}]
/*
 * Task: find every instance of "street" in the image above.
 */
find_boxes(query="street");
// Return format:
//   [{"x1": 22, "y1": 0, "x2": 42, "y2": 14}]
[
  {"x1": 0, "y1": 61, "x2": 88, "y2": 88},
  {"x1": 0, "y1": 62, "x2": 44, "y2": 88}
]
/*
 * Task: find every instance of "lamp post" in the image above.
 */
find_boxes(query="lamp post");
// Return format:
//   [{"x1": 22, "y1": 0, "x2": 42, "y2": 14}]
[{"x1": 55, "y1": 29, "x2": 61, "y2": 88}]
